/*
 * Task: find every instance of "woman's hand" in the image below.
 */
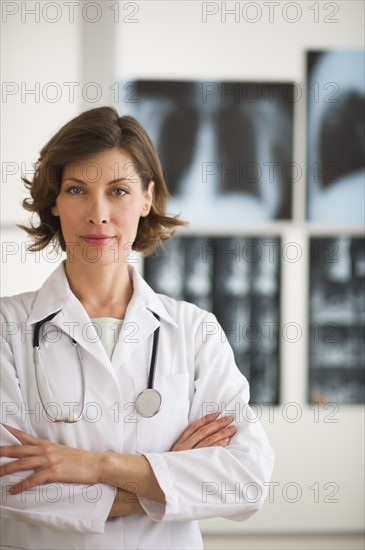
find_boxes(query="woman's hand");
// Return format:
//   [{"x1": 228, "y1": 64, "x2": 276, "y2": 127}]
[
  {"x1": 0, "y1": 412, "x2": 236, "y2": 500},
  {"x1": 108, "y1": 411, "x2": 237, "y2": 518},
  {"x1": 0, "y1": 424, "x2": 103, "y2": 495},
  {"x1": 170, "y1": 411, "x2": 237, "y2": 451}
]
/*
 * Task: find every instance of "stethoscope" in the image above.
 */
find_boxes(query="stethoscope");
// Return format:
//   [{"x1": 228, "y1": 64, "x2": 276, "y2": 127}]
[{"x1": 33, "y1": 311, "x2": 162, "y2": 422}]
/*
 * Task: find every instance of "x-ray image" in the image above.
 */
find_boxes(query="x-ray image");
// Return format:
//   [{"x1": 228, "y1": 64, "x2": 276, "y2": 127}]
[
  {"x1": 309, "y1": 237, "x2": 365, "y2": 404},
  {"x1": 307, "y1": 51, "x2": 365, "y2": 223},
  {"x1": 144, "y1": 236, "x2": 281, "y2": 404},
  {"x1": 124, "y1": 81, "x2": 294, "y2": 225}
]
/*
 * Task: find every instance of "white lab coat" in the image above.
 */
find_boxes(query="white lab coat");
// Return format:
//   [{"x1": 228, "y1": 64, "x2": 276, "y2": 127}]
[{"x1": 0, "y1": 262, "x2": 274, "y2": 549}]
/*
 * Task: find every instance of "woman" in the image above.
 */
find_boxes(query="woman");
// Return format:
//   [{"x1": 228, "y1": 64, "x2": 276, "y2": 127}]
[{"x1": 0, "y1": 106, "x2": 274, "y2": 549}]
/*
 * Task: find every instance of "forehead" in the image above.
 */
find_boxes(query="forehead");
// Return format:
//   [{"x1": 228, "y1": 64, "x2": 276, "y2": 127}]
[{"x1": 62, "y1": 148, "x2": 139, "y2": 182}]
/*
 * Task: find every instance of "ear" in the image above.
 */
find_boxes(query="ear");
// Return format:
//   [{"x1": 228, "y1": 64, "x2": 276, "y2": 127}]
[
  {"x1": 51, "y1": 203, "x2": 59, "y2": 217},
  {"x1": 140, "y1": 181, "x2": 154, "y2": 217}
]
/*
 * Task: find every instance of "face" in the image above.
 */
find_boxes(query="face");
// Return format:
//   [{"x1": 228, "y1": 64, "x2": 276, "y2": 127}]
[{"x1": 52, "y1": 148, "x2": 154, "y2": 267}]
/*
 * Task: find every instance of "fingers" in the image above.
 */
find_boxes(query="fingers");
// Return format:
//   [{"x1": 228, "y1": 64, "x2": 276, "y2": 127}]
[
  {"x1": 176, "y1": 411, "x2": 233, "y2": 443},
  {"x1": 1, "y1": 429, "x2": 101, "y2": 492},
  {"x1": 194, "y1": 424, "x2": 237, "y2": 449},
  {"x1": 175, "y1": 412, "x2": 221, "y2": 444},
  {"x1": 171, "y1": 413, "x2": 237, "y2": 451},
  {"x1": 1, "y1": 424, "x2": 40, "y2": 445},
  {"x1": 0, "y1": 444, "x2": 45, "y2": 483},
  {"x1": 7, "y1": 471, "x2": 47, "y2": 494},
  {"x1": 0, "y1": 444, "x2": 43, "y2": 459},
  {"x1": 0, "y1": 455, "x2": 42, "y2": 477},
  {"x1": 0, "y1": 443, "x2": 48, "y2": 479},
  {"x1": 0, "y1": 448, "x2": 50, "y2": 495},
  {"x1": 188, "y1": 415, "x2": 236, "y2": 449}
]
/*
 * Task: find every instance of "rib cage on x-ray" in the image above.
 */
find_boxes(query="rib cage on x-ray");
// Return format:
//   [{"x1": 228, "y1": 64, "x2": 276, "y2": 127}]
[
  {"x1": 144, "y1": 237, "x2": 281, "y2": 404},
  {"x1": 125, "y1": 81, "x2": 293, "y2": 223},
  {"x1": 309, "y1": 237, "x2": 365, "y2": 404},
  {"x1": 307, "y1": 51, "x2": 365, "y2": 223}
]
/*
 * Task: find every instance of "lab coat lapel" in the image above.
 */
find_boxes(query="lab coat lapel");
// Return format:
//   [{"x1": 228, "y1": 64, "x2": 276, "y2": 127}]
[
  {"x1": 111, "y1": 293, "x2": 160, "y2": 369},
  {"x1": 110, "y1": 267, "x2": 178, "y2": 370},
  {"x1": 26, "y1": 262, "x2": 114, "y2": 374},
  {"x1": 26, "y1": 262, "x2": 177, "y2": 373},
  {"x1": 53, "y1": 295, "x2": 113, "y2": 371}
]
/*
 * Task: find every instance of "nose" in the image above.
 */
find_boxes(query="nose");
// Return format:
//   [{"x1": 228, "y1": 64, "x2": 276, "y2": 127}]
[{"x1": 87, "y1": 197, "x2": 110, "y2": 225}]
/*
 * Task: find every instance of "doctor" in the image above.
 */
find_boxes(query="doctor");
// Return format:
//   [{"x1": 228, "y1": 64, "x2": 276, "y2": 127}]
[{"x1": 0, "y1": 106, "x2": 274, "y2": 549}]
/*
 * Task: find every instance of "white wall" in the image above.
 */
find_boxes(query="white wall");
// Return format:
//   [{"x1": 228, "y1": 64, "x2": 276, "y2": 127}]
[
  {"x1": 1, "y1": 1, "x2": 82, "y2": 290},
  {"x1": 1, "y1": 0, "x2": 364, "y2": 545}
]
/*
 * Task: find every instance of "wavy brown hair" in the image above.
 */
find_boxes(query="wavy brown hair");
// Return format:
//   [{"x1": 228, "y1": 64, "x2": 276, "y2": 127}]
[{"x1": 20, "y1": 106, "x2": 187, "y2": 255}]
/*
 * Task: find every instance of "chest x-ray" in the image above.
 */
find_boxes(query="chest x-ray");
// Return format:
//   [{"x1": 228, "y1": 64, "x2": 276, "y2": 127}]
[
  {"x1": 124, "y1": 81, "x2": 294, "y2": 225},
  {"x1": 307, "y1": 51, "x2": 365, "y2": 223}
]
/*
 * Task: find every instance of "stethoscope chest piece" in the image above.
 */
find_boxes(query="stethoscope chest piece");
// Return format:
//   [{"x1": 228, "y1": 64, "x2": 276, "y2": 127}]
[
  {"x1": 134, "y1": 311, "x2": 162, "y2": 418},
  {"x1": 135, "y1": 389, "x2": 162, "y2": 418},
  {"x1": 33, "y1": 310, "x2": 162, "y2": 421}
]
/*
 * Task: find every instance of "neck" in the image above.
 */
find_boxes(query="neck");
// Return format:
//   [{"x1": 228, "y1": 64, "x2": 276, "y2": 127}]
[{"x1": 64, "y1": 260, "x2": 133, "y2": 319}]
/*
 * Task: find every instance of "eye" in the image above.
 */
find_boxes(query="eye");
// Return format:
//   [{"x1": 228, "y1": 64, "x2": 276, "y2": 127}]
[
  {"x1": 112, "y1": 188, "x2": 128, "y2": 197},
  {"x1": 66, "y1": 186, "x2": 84, "y2": 195}
]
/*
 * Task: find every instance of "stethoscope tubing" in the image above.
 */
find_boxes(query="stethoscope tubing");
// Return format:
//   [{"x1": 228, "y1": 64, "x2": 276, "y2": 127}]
[
  {"x1": 33, "y1": 310, "x2": 86, "y2": 422},
  {"x1": 148, "y1": 312, "x2": 160, "y2": 390},
  {"x1": 33, "y1": 310, "x2": 161, "y2": 421}
]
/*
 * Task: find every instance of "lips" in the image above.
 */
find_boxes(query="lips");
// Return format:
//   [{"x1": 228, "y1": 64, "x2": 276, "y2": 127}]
[{"x1": 82, "y1": 235, "x2": 114, "y2": 246}]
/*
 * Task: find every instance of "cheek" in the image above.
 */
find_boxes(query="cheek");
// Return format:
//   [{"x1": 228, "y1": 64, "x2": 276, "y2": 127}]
[
  {"x1": 56, "y1": 207, "x2": 79, "y2": 232},
  {"x1": 116, "y1": 205, "x2": 143, "y2": 225},
  {"x1": 113, "y1": 211, "x2": 142, "y2": 243}
]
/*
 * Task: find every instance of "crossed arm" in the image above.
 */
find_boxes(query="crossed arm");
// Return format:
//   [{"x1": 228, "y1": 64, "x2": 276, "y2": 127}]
[{"x1": 0, "y1": 412, "x2": 236, "y2": 518}]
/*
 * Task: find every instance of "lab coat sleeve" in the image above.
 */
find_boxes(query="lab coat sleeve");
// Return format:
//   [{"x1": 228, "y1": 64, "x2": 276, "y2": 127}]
[
  {"x1": 0, "y1": 334, "x2": 116, "y2": 534},
  {"x1": 139, "y1": 311, "x2": 275, "y2": 522}
]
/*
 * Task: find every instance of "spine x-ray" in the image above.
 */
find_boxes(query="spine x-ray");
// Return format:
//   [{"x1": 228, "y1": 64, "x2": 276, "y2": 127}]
[
  {"x1": 144, "y1": 237, "x2": 281, "y2": 404},
  {"x1": 309, "y1": 237, "x2": 365, "y2": 403}
]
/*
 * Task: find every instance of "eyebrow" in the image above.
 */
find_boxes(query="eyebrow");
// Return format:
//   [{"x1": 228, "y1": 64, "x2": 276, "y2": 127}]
[{"x1": 62, "y1": 177, "x2": 131, "y2": 185}]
